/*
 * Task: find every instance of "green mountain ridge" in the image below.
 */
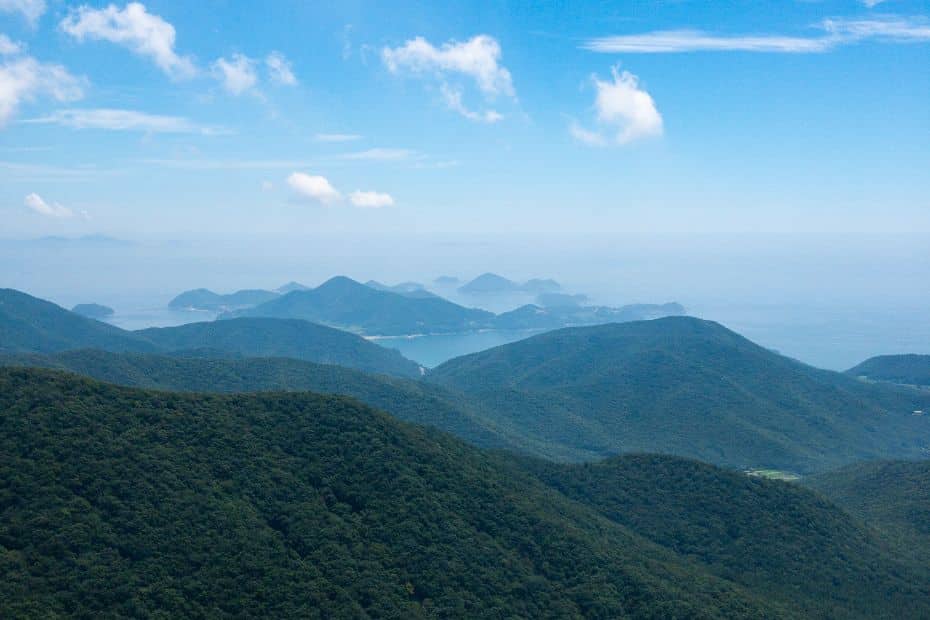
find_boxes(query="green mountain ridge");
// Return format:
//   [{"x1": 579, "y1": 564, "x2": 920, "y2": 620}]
[
  {"x1": 0, "y1": 289, "x2": 421, "y2": 378},
  {"x1": 2, "y1": 367, "x2": 928, "y2": 618},
  {"x1": 847, "y1": 354, "x2": 930, "y2": 387},
  {"x1": 427, "y1": 316, "x2": 930, "y2": 472}
]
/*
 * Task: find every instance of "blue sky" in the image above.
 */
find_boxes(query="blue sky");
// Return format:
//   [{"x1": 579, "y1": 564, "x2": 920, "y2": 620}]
[{"x1": 2, "y1": 0, "x2": 929, "y2": 238}]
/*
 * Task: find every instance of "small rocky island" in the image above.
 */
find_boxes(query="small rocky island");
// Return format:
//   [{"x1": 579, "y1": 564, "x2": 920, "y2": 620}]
[{"x1": 71, "y1": 303, "x2": 115, "y2": 320}]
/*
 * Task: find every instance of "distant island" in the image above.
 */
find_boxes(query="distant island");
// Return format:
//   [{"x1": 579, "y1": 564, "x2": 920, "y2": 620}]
[
  {"x1": 222, "y1": 275, "x2": 684, "y2": 336},
  {"x1": 71, "y1": 303, "x2": 115, "y2": 319},
  {"x1": 168, "y1": 288, "x2": 281, "y2": 312},
  {"x1": 458, "y1": 272, "x2": 561, "y2": 296}
]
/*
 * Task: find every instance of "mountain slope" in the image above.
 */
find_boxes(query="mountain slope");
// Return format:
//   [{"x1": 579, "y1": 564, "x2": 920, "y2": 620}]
[
  {"x1": 168, "y1": 287, "x2": 279, "y2": 311},
  {"x1": 228, "y1": 276, "x2": 494, "y2": 336},
  {"x1": 0, "y1": 349, "x2": 504, "y2": 449},
  {"x1": 523, "y1": 454, "x2": 930, "y2": 618},
  {"x1": 137, "y1": 317, "x2": 422, "y2": 378},
  {"x1": 0, "y1": 290, "x2": 421, "y2": 378},
  {"x1": 0, "y1": 288, "x2": 155, "y2": 354},
  {"x1": 847, "y1": 354, "x2": 930, "y2": 387},
  {"x1": 805, "y1": 460, "x2": 930, "y2": 560},
  {"x1": 428, "y1": 317, "x2": 930, "y2": 471},
  {"x1": 0, "y1": 368, "x2": 793, "y2": 619}
]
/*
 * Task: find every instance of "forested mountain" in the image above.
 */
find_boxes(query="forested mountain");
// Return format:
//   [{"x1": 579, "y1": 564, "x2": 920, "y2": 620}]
[
  {"x1": 805, "y1": 460, "x2": 930, "y2": 561},
  {"x1": 168, "y1": 288, "x2": 280, "y2": 311},
  {"x1": 523, "y1": 454, "x2": 930, "y2": 618},
  {"x1": 0, "y1": 290, "x2": 421, "y2": 378},
  {"x1": 227, "y1": 276, "x2": 495, "y2": 335},
  {"x1": 0, "y1": 288, "x2": 155, "y2": 354},
  {"x1": 847, "y1": 354, "x2": 930, "y2": 387},
  {"x1": 428, "y1": 317, "x2": 930, "y2": 471},
  {"x1": 70, "y1": 303, "x2": 114, "y2": 319},
  {"x1": 137, "y1": 318, "x2": 421, "y2": 378},
  {"x1": 0, "y1": 349, "x2": 503, "y2": 449},
  {"x1": 3, "y1": 368, "x2": 928, "y2": 618}
]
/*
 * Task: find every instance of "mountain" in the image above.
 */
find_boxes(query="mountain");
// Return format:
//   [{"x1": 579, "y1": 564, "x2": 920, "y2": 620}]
[
  {"x1": 433, "y1": 275, "x2": 459, "y2": 286},
  {"x1": 0, "y1": 349, "x2": 502, "y2": 448},
  {"x1": 168, "y1": 287, "x2": 280, "y2": 311},
  {"x1": 0, "y1": 368, "x2": 784, "y2": 618},
  {"x1": 0, "y1": 288, "x2": 155, "y2": 354},
  {"x1": 4, "y1": 367, "x2": 928, "y2": 618},
  {"x1": 70, "y1": 303, "x2": 114, "y2": 319},
  {"x1": 364, "y1": 280, "x2": 438, "y2": 299},
  {"x1": 227, "y1": 276, "x2": 494, "y2": 336},
  {"x1": 522, "y1": 278, "x2": 561, "y2": 294},
  {"x1": 275, "y1": 281, "x2": 310, "y2": 294},
  {"x1": 427, "y1": 317, "x2": 930, "y2": 471},
  {"x1": 536, "y1": 292, "x2": 588, "y2": 307},
  {"x1": 0, "y1": 290, "x2": 421, "y2": 378},
  {"x1": 523, "y1": 453, "x2": 930, "y2": 618},
  {"x1": 137, "y1": 317, "x2": 422, "y2": 378},
  {"x1": 458, "y1": 272, "x2": 521, "y2": 294},
  {"x1": 805, "y1": 460, "x2": 930, "y2": 560},
  {"x1": 847, "y1": 354, "x2": 930, "y2": 387},
  {"x1": 493, "y1": 302, "x2": 685, "y2": 330}
]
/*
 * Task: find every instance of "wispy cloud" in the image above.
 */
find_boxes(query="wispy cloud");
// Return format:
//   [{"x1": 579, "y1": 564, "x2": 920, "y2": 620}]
[
  {"x1": 212, "y1": 53, "x2": 258, "y2": 95},
  {"x1": 138, "y1": 158, "x2": 313, "y2": 170},
  {"x1": 265, "y1": 51, "x2": 297, "y2": 86},
  {"x1": 349, "y1": 190, "x2": 394, "y2": 208},
  {"x1": 583, "y1": 17, "x2": 930, "y2": 54},
  {"x1": 382, "y1": 34, "x2": 515, "y2": 122},
  {"x1": 338, "y1": 147, "x2": 417, "y2": 161},
  {"x1": 0, "y1": 34, "x2": 22, "y2": 55},
  {"x1": 23, "y1": 108, "x2": 230, "y2": 134},
  {"x1": 0, "y1": 0, "x2": 46, "y2": 26},
  {"x1": 60, "y1": 2, "x2": 196, "y2": 78},
  {"x1": 24, "y1": 192, "x2": 86, "y2": 218},
  {"x1": 0, "y1": 55, "x2": 84, "y2": 126},
  {"x1": 314, "y1": 133, "x2": 362, "y2": 143}
]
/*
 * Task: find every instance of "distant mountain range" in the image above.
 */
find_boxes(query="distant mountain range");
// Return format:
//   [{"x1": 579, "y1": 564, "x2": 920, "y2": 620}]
[
  {"x1": 427, "y1": 317, "x2": 930, "y2": 472},
  {"x1": 458, "y1": 272, "x2": 561, "y2": 295},
  {"x1": 168, "y1": 287, "x2": 281, "y2": 311},
  {"x1": 0, "y1": 289, "x2": 420, "y2": 377},
  {"x1": 222, "y1": 276, "x2": 683, "y2": 336},
  {"x1": 847, "y1": 354, "x2": 930, "y2": 388},
  {"x1": 3, "y1": 367, "x2": 928, "y2": 618}
]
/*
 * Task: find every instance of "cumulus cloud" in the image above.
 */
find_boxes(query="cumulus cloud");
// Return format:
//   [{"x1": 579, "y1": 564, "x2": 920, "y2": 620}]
[
  {"x1": 212, "y1": 53, "x2": 257, "y2": 95},
  {"x1": 582, "y1": 16, "x2": 930, "y2": 54},
  {"x1": 382, "y1": 34, "x2": 515, "y2": 122},
  {"x1": 265, "y1": 51, "x2": 297, "y2": 86},
  {"x1": 287, "y1": 172, "x2": 341, "y2": 204},
  {"x1": 571, "y1": 68, "x2": 662, "y2": 146},
  {"x1": 0, "y1": 34, "x2": 22, "y2": 55},
  {"x1": 25, "y1": 192, "x2": 75, "y2": 218},
  {"x1": 23, "y1": 108, "x2": 227, "y2": 134},
  {"x1": 314, "y1": 133, "x2": 362, "y2": 142},
  {"x1": 60, "y1": 2, "x2": 195, "y2": 78},
  {"x1": 0, "y1": 55, "x2": 84, "y2": 126},
  {"x1": 0, "y1": 0, "x2": 46, "y2": 25},
  {"x1": 349, "y1": 190, "x2": 394, "y2": 208}
]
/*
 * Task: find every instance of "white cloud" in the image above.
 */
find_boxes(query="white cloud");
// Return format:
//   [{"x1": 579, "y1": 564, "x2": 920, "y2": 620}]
[
  {"x1": 572, "y1": 67, "x2": 662, "y2": 146},
  {"x1": 265, "y1": 51, "x2": 297, "y2": 86},
  {"x1": 582, "y1": 17, "x2": 930, "y2": 54},
  {"x1": 0, "y1": 56, "x2": 84, "y2": 126},
  {"x1": 568, "y1": 120, "x2": 607, "y2": 147},
  {"x1": 287, "y1": 172, "x2": 341, "y2": 204},
  {"x1": 212, "y1": 53, "x2": 257, "y2": 95},
  {"x1": 315, "y1": 133, "x2": 362, "y2": 142},
  {"x1": 440, "y1": 83, "x2": 502, "y2": 123},
  {"x1": 23, "y1": 108, "x2": 228, "y2": 134},
  {"x1": 25, "y1": 192, "x2": 74, "y2": 218},
  {"x1": 338, "y1": 147, "x2": 416, "y2": 161},
  {"x1": 0, "y1": 0, "x2": 46, "y2": 25},
  {"x1": 382, "y1": 34, "x2": 515, "y2": 121},
  {"x1": 60, "y1": 2, "x2": 195, "y2": 78},
  {"x1": 0, "y1": 34, "x2": 23, "y2": 56},
  {"x1": 861, "y1": 0, "x2": 888, "y2": 7},
  {"x1": 349, "y1": 190, "x2": 394, "y2": 208}
]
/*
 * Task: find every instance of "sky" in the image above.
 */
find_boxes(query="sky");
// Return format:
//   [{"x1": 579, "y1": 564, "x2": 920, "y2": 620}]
[{"x1": 1, "y1": 0, "x2": 929, "y2": 239}]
